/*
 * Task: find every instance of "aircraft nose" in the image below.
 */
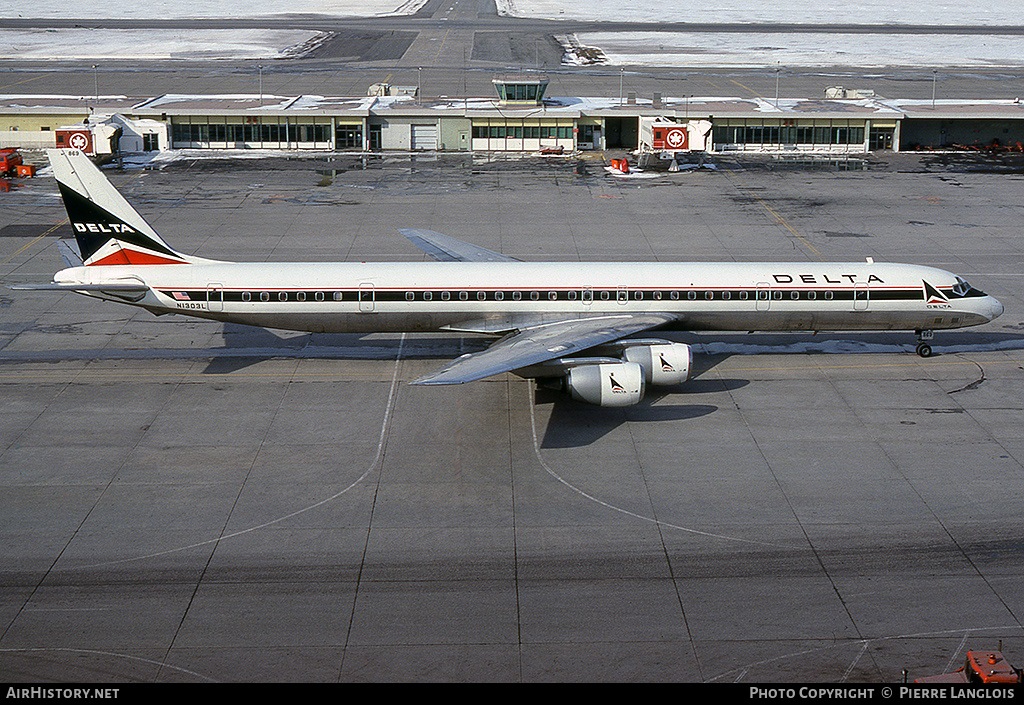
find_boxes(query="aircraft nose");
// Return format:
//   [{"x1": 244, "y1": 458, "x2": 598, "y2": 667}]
[{"x1": 989, "y1": 297, "x2": 1004, "y2": 321}]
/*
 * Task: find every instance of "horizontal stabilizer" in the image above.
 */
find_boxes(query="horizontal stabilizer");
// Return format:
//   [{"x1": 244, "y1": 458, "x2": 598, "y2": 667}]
[{"x1": 10, "y1": 282, "x2": 149, "y2": 292}]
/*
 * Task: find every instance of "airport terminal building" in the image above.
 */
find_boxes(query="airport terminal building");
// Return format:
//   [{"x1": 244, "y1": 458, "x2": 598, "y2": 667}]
[{"x1": 2, "y1": 75, "x2": 1023, "y2": 156}]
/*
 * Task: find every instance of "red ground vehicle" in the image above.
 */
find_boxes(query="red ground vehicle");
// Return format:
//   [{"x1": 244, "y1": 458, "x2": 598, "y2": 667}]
[
  {"x1": 0, "y1": 148, "x2": 34, "y2": 179},
  {"x1": 915, "y1": 649, "x2": 1021, "y2": 684},
  {"x1": 0, "y1": 148, "x2": 22, "y2": 176}
]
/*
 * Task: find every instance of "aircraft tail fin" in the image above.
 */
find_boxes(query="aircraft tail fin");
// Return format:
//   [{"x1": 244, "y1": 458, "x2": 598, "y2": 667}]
[{"x1": 47, "y1": 149, "x2": 194, "y2": 266}]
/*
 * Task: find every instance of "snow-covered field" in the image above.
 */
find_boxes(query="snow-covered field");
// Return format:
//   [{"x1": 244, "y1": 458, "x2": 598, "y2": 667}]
[
  {"x1": 4, "y1": 0, "x2": 428, "y2": 60},
  {"x1": 497, "y1": 0, "x2": 1024, "y2": 26},
  {"x1": 7, "y1": 29, "x2": 324, "y2": 61},
  {"x1": 564, "y1": 31, "x2": 1024, "y2": 68},
  {"x1": 9, "y1": 0, "x2": 428, "y2": 18}
]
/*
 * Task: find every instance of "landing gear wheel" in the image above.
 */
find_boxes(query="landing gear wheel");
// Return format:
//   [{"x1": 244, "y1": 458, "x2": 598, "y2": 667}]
[{"x1": 914, "y1": 329, "x2": 935, "y2": 358}]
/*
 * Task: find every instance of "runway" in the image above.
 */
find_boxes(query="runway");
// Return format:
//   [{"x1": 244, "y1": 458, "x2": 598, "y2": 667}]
[{"x1": 0, "y1": 151, "x2": 1022, "y2": 681}]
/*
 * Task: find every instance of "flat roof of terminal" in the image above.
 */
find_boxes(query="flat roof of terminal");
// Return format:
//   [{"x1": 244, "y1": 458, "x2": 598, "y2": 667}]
[
  {"x1": 891, "y1": 99, "x2": 1024, "y2": 120},
  {"x1": 1, "y1": 93, "x2": 1023, "y2": 121},
  {"x1": 0, "y1": 95, "x2": 145, "y2": 114}
]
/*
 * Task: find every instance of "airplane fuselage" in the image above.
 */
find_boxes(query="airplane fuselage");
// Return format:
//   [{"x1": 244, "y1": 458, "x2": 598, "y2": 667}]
[{"x1": 57, "y1": 259, "x2": 1003, "y2": 335}]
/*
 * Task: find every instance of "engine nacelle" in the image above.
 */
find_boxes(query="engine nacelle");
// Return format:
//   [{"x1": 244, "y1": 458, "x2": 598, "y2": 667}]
[
  {"x1": 623, "y1": 343, "x2": 693, "y2": 385},
  {"x1": 565, "y1": 362, "x2": 645, "y2": 407}
]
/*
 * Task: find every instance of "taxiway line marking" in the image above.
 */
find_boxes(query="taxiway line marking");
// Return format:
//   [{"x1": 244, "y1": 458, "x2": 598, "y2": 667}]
[
  {"x1": 0, "y1": 220, "x2": 67, "y2": 267},
  {"x1": 758, "y1": 200, "x2": 822, "y2": 257}
]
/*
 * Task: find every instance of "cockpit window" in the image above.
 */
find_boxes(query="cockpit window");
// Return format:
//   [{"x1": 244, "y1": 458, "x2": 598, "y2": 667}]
[{"x1": 951, "y1": 276, "x2": 986, "y2": 298}]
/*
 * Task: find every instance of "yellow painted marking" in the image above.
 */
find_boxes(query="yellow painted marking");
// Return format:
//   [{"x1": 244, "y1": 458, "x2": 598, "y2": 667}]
[
  {"x1": 434, "y1": 28, "x2": 451, "y2": 59},
  {"x1": 757, "y1": 200, "x2": 822, "y2": 258},
  {"x1": 729, "y1": 78, "x2": 764, "y2": 99},
  {"x1": 0, "y1": 75, "x2": 42, "y2": 91},
  {"x1": 0, "y1": 220, "x2": 68, "y2": 266}
]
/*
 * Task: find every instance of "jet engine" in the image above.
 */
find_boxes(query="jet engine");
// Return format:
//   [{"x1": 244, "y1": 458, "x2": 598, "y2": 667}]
[
  {"x1": 564, "y1": 361, "x2": 645, "y2": 407},
  {"x1": 622, "y1": 342, "x2": 693, "y2": 386}
]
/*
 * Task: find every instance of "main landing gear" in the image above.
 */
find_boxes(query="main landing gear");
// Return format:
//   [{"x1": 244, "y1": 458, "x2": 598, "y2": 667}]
[{"x1": 915, "y1": 329, "x2": 934, "y2": 358}]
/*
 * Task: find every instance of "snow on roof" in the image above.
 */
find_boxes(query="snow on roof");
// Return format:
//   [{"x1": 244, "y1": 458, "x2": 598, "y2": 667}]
[{"x1": 2, "y1": 93, "x2": 1023, "y2": 122}]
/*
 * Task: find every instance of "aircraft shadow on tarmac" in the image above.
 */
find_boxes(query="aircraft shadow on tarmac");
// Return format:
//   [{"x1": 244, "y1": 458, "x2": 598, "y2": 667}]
[
  {"x1": 536, "y1": 392, "x2": 719, "y2": 448},
  {"x1": 536, "y1": 377, "x2": 749, "y2": 448}
]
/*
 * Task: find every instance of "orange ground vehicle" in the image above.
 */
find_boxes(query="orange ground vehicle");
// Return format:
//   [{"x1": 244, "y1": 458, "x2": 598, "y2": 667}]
[
  {"x1": 0, "y1": 148, "x2": 34, "y2": 180},
  {"x1": 0, "y1": 148, "x2": 23, "y2": 176},
  {"x1": 915, "y1": 649, "x2": 1021, "y2": 684}
]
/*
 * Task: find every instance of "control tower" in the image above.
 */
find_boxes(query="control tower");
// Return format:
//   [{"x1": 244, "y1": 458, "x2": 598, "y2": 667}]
[{"x1": 492, "y1": 74, "x2": 549, "y2": 106}]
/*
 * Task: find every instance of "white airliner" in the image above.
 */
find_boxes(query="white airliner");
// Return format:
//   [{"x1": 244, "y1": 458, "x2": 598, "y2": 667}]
[{"x1": 15, "y1": 149, "x2": 1004, "y2": 407}]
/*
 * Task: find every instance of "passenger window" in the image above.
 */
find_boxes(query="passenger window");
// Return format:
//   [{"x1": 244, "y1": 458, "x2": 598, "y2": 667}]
[
  {"x1": 531, "y1": 291, "x2": 540, "y2": 301},
  {"x1": 242, "y1": 291, "x2": 251, "y2": 302},
  {"x1": 406, "y1": 292, "x2": 414, "y2": 301},
  {"x1": 459, "y1": 291, "x2": 468, "y2": 301},
  {"x1": 261, "y1": 292, "x2": 270, "y2": 302},
  {"x1": 441, "y1": 291, "x2": 450, "y2": 300},
  {"x1": 315, "y1": 291, "x2": 324, "y2": 302},
  {"x1": 423, "y1": 291, "x2": 432, "y2": 301}
]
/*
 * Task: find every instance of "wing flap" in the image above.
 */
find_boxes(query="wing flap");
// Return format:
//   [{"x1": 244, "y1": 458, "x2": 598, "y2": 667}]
[{"x1": 412, "y1": 313, "x2": 677, "y2": 385}]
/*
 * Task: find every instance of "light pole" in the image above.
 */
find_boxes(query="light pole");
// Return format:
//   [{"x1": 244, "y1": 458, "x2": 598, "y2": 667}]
[
  {"x1": 92, "y1": 64, "x2": 98, "y2": 100},
  {"x1": 619, "y1": 67, "x2": 624, "y2": 106},
  {"x1": 258, "y1": 64, "x2": 264, "y2": 106},
  {"x1": 932, "y1": 69, "x2": 937, "y2": 109}
]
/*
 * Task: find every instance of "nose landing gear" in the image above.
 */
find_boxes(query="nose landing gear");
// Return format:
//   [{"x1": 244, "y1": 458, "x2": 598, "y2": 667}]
[{"x1": 915, "y1": 329, "x2": 934, "y2": 358}]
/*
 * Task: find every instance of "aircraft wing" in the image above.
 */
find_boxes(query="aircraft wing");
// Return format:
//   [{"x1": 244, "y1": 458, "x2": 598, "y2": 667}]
[
  {"x1": 412, "y1": 312, "x2": 677, "y2": 385},
  {"x1": 399, "y1": 229, "x2": 521, "y2": 262}
]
